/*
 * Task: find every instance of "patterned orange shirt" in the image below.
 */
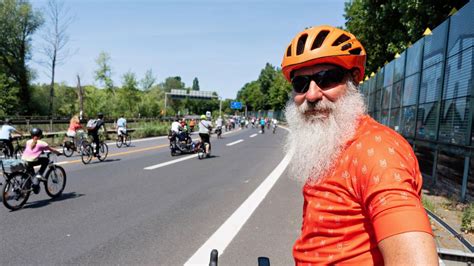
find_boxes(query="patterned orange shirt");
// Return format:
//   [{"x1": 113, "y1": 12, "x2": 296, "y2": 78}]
[{"x1": 293, "y1": 115, "x2": 433, "y2": 265}]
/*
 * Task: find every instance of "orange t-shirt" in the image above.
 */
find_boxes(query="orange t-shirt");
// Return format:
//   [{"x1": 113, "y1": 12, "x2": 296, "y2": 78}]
[{"x1": 293, "y1": 115, "x2": 433, "y2": 265}]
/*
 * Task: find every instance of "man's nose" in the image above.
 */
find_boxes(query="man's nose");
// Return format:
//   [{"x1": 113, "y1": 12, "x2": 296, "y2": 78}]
[{"x1": 304, "y1": 81, "x2": 323, "y2": 103}]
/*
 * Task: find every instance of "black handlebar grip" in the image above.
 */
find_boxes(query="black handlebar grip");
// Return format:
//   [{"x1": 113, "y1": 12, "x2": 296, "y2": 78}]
[
  {"x1": 209, "y1": 249, "x2": 218, "y2": 266},
  {"x1": 258, "y1": 257, "x2": 270, "y2": 266}
]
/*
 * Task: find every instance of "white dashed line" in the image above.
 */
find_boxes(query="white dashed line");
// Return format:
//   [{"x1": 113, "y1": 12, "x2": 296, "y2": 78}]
[
  {"x1": 226, "y1": 139, "x2": 243, "y2": 146},
  {"x1": 144, "y1": 154, "x2": 197, "y2": 170},
  {"x1": 249, "y1": 134, "x2": 257, "y2": 138}
]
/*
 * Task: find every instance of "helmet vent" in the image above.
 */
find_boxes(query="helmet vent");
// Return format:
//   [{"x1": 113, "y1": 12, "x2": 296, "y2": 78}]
[
  {"x1": 296, "y1": 34, "x2": 308, "y2": 55},
  {"x1": 332, "y1": 34, "x2": 350, "y2": 46},
  {"x1": 341, "y1": 43, "x2": 352, "y2": 51},
  {"x1": 311, "y1": 30, "x2": 329, "y2": 50},
  {"x1": 286, "y1": 45, "x2": 292, "y2": 56},
  {"x1": 349, "y1": 48, "x2": 362, "y2": 55}
]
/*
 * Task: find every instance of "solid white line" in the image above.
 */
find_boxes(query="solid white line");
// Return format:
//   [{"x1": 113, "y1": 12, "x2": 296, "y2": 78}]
[
  {"x1": 249, "y1": 134, "x2": 257, "y2": 138},
  {"x1": 144, "y1": 154, "x2": 197, "y2": 170},
  {"x1": 226, "y1": 139, "x2": 243, "y2": 146},
  {"x1": 184, "y1": 149, "x2": 294, "y2": 265}
]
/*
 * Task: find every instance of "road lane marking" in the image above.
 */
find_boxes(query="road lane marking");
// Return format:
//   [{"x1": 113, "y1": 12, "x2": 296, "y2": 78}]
[
  {"x1": 185, "y1": 149, "x2": 294, "y2": 265},
  {"x1": 226, "y1": 139, "x2": 243, "y2": 146},
  {"x1": 249, "y1": 134, "x2": 257, "y2": 138},
  {"x1": 58, "y1": 144, "x2": 169, "y2": 165},
  {"x1": 144, "y1": 154, "x2": 197, "y2": 170}
]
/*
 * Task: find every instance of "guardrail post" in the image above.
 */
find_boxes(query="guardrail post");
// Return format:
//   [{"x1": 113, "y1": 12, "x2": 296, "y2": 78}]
[
  {"x1": 461, "y1": 156, "x2": 470, "y2": 202},
  {"x1": 431, "y1": 148, "x2": 439, "y2": 184}
]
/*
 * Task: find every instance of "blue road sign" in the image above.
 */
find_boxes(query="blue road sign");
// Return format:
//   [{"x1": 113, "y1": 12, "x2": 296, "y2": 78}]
[{"x1": 231, "y1": 101, "x2": 242, "y2": 109}]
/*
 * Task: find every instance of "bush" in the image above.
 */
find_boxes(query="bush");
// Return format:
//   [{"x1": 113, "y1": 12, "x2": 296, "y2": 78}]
[
  {"x1": 461, "y1": 203, "x2": 473, "y2": 233},
  {"x1": 132, "y1": 122, "x2": 169, "y2": 138}
]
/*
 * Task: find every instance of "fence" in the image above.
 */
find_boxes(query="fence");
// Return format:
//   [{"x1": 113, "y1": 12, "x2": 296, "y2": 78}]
[{"x1": 359, "y1": 1, "x2": 473, "y2": 201}]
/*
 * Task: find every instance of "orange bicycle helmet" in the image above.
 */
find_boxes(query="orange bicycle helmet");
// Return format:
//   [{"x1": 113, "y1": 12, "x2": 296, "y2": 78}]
[{"x1": 281, "y1": 25, "x2": 366, "y2": 82}]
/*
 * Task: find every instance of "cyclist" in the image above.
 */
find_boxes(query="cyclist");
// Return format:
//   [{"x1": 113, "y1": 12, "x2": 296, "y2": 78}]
[
  {"x1": 0, "y1": 119, "x2": 23, "y2": 157},
  {"x1": 87, "y1": 113, "x2": 108, "y2": 157},
  {"x1": 282, "y1": 25, "x2": 437, "y2": 264},
  {"x1": 21, "y1": 128, "x2": 61, "y2": 193},
  {"x1": 65, "y1": 115, "x2": 83, "y2": 149},
  {"x1": 116, "y1": 114, "x2": 127, "y2": 140},
  {"x1": 189, "y1": 118, "x2": 196, "y2": 132},
  {"x1": 259, "y1": 117, "x2": 265, "y2": 133},
  {"x1": 198, "y1": 114, "x2": 213, "y2": 156}
]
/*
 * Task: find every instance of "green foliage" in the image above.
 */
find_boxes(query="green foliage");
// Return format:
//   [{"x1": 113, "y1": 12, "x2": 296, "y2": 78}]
[
  {"x1": 132, "y1": 121, "x2": 169, "y2": 138},
  {"x1": 268, "y1": 72, "x2": 291, "y2": 110},
  {"x1": 461, "y1": 203, "x2": 473, "y2": 233},
  {"x1": 161, "y1": 76, "x2": 185, "y2": 92},
  {"x1": 140, "y1": 69, "x2": 156, "y2": 91},
  {"x1": 344, "y1": 0, "x2": 469, "y2": 75},
  {"x1": 236, "y1": 63, "x2": 289, "y2": 112},
  {"x1": 421, "y1": 197, "x2": 436, "y2": 213},
  {"x1": 0, "y1": 0, "x2": 43, "y2": 114},
  {"x1": 192, "y1": 77, "x2": 200, "y2": 91},
  {"x1": 94, "y1": 51, "x2": 114, "y2": 91},
  {"x1": 0, "y1": 73, "x2": 20, "y2": 116}
]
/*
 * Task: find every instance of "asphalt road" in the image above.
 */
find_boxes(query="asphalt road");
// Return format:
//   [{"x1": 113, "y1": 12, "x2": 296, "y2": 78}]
[{"x1": 0, "y1": 126, "x2": 302, "y2": 265}]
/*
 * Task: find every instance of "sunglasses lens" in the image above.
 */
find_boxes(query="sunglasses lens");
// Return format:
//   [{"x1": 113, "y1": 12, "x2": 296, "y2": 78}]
[
  {"x1": 291, "y1": 76, "x2": 310, "y2": 93},
  {"x1": 315, "y1": 69, "x2": 346, "y2": 89}
]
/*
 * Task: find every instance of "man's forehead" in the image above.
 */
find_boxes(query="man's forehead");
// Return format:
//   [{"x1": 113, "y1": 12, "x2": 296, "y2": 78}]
[{"x1": 294, "y1": 64, "x2": 340, "y2": 75}]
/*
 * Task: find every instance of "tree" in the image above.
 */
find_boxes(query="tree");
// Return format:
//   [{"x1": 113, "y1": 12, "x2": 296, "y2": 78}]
[
  {"x1": 268, "y1": 70, "x2": 291, "y2": 110},
  {"x1": 94, "y1": 51, "x2": 114, "y2": 92},
  {"x1": 344, "y1": 0, "x2": 469, "y2": 75},
  {"x1": 140, "y1": 68, "x2": 155, "y2": 91},
  {"x1": 40, "y1": 0, "x2": 73, "y2": 116},
  {"x1": 0, "y1": 0, "x2": 43, "y2": 114},
  {"x1": 192, "y1": 77, "x2": 200, "y2": 91},
  {"x1": 161, "y1": 76, "x2": 185, "y2": 92},
  {"x1": 118, "y1": 71, "x2": 140, "y2": 116}
]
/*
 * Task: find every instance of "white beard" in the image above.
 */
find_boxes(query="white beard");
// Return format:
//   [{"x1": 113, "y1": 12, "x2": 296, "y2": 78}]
[{"x1": 284, "y1": 81, "x2": 366, "y2": 184}]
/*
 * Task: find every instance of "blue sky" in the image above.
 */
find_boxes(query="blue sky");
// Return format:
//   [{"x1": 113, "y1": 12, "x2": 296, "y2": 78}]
[{"x1": 30, "y1": 0, "x2": 346, "y2": 99}]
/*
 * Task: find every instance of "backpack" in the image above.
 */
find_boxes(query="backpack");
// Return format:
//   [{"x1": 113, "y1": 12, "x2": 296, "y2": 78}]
[{"x1": 86, "y1": 119, "x2": 98, "y2": 131}]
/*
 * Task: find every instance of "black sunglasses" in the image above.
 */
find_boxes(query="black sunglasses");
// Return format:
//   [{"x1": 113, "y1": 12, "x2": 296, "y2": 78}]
[{"x1": 291, "y1": 68, "x2": 348, "y2": 94}]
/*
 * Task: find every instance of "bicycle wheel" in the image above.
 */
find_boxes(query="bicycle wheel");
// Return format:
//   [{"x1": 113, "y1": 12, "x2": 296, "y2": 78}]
[
  {"x1": 116, "y1": 136, "x2": 123, "y2": 148},
  {"x1": 98, "y1": 142, "x2": 108, "y2": 161},
  {"x1": 125, "y1": 135, "x2": 131, "y2": 147},
  {"x1": 44, "y1": 166, "x2": 66, "y2": 198},
  {"x1": 2, "y1": 173, "x2": 31, "y2": 211},
  {"x1": 1, "y1": 147, "x2": 10, "y2": 159},
  {"x1": 62, "y1": 142, "x2": 74, "y2": 157},
  {"x1": 81, "y1": 145, "x2": 93, "y2": 164}
]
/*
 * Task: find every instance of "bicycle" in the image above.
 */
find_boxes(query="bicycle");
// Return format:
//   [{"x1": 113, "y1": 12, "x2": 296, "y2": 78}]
[
  {"x1": 0, "y1": 137, "x2": 24, "y2": 159},
  {"x1": 0, "y1": 141, "x2": 10, "y2": 159},
  {"x1": 208, "y1": 249, "x2": 270, "y2": 266},
  {"x1": 1, "y1": 152, "x2": 66, "y2": 211},
  {"x1": 81, "y1": 139, "x2": 108, "y2": 164},
  {"x1": 116, "y1": 131, "x2": 131, "y2": 148},
  {"x1": 62, "y1": 131, "x2": 87, "y2": 157},
  {"x1": 196, "y1": 141, "x2": 211, "y2": 159}
]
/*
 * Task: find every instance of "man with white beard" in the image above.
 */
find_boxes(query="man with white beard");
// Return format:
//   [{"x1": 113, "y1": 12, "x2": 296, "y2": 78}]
[{"x1": 282, "y1": 25, "x2": 438, "y2": 265}]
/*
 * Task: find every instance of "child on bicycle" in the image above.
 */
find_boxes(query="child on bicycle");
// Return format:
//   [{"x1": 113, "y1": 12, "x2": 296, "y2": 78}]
[{"x1": 21, "y1": 128, "x2": 61, "y2": 187}]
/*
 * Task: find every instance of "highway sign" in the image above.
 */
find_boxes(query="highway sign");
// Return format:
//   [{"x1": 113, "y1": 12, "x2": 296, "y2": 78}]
[{"x1": 231, "y1": 101, "x2": 242, "y2": 109}]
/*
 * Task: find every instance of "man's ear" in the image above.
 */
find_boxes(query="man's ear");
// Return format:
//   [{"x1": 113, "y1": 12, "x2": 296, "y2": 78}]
[{"x1": 351, "y1": 68, "x2": 361, "y2": 83}]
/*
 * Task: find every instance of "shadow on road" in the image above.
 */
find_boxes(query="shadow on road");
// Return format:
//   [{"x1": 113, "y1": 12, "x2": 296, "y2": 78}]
[
  {"x1": 89, "y1": 158, "x2": 121, "y2": 164},
  {"x1": 25, "y1": 192, "x2": 85, "y2": 209}
]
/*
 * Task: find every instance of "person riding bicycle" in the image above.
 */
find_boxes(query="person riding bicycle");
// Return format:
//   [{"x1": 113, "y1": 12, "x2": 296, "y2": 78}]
[
  {"x1": 21, "y1": 128, "x2": 61, "y2": 193},
  {"x1": 0, "y1": 119, "x2": 23, "y2": 157},
  {"x1": 198, "y1": 114, "x2": 213, "y2": 156},
  {"x1": 87, "y1": 113, "x2": 108, "y2": 157},
  {"x1": 259, "y1": 117, "x2": 265, "y2": 133},
  {"x1": 282, "y1": 25, "x2": 437, "y2": 264},
  {"x1": 65, "y1": 115, "x2": 83, "y2": 150},
  {"x1": 116, "y1": 115, "x2": 127, "y2": 139}
]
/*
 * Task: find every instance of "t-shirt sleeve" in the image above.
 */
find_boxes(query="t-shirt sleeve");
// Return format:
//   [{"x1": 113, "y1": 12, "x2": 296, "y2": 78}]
[{"x1": 355, "y1": 133, "x2": 433, "y2": 243}]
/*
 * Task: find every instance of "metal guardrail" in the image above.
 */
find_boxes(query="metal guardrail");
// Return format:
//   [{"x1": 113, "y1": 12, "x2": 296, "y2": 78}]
[{"x1": 438, "y1": 248, "x2": 474, "y2": 264}]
